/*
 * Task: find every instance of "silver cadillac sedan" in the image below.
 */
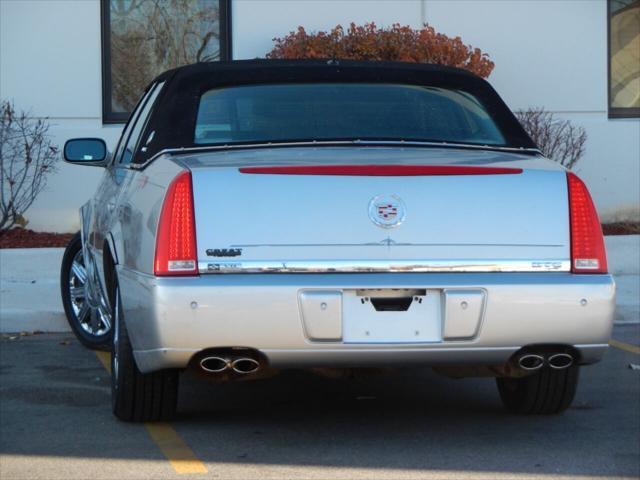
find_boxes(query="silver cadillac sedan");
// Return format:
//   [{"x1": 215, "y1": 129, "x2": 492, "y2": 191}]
[{"x1": 60, "y1": 60, "x2": 615, "y2": 422}]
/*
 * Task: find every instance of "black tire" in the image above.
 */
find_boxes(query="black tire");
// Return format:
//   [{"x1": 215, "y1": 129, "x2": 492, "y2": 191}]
[
  {"x1": 496, "y1": 366, "x2": 580, "y2": 414},
  {"x1": 60, "y1": 232, "x2": 111, "y2": 350},
  {"x1": 111, "y1": 283, "x2": 178, "y2": 422}
]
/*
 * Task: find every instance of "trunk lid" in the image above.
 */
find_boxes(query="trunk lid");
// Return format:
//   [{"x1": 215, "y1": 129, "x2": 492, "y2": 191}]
[{"x1": 181, "y1": 147, "x2": 570, "y2": 273}]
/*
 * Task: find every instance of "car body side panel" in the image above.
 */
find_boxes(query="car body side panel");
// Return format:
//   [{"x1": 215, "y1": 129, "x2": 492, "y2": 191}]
[
  {"x1": 111, "y1": 157, "x2": 184, "y2": 275},
  {"x1": 78, "y1": 157, "x2": 183, "y2": 317},
  {"x1": 82, "y1": 169, "x2": 118, "y2": 302}
]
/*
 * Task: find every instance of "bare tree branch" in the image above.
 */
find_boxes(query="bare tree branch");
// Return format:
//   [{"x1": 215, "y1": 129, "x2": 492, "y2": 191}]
[
  {"x1": 515, "y1": 107, "x2": 587, "y2": 169},
  {"x1": 0, "y1": 101, "x2": 59, "y2": 232}
]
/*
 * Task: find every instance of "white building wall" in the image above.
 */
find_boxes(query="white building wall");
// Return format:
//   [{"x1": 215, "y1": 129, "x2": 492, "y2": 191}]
[
  {"x1": 1, "y1": 0, "x2": 121, "y2": 232},
  {"x1": 0, "y1": 0, "x2": 638, "y2": 232}
]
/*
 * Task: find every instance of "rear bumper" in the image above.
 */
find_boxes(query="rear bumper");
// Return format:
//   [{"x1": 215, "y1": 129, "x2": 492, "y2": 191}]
[{"x1": 117, "y1": 268, "x2": 615, "y2": 373}]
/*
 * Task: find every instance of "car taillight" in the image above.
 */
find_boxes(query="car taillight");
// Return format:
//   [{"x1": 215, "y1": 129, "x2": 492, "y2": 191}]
[
  {"x1": 567, "y1": 172, "x2": 607, "y2": 274},
  {"x1": 154, "y1": 170, "x2": 198, "y2": 276}
]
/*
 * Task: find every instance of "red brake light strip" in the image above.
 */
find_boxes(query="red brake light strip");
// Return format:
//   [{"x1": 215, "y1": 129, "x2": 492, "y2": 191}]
[{"x1": 239, "y1": 165, "x2": 523, "y2": 176}]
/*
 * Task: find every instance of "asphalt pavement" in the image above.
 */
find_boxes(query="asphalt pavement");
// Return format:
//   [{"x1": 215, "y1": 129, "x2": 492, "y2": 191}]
[{"x1": 1, "y1": 326, "x2": 638, "y2": 480}]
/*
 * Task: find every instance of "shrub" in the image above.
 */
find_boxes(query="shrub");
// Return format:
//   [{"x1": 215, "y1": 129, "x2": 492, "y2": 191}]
[
  {"x1": 515, "y1": 108, "x2": 587, "y2": 169},
  {"x1": 0, "y1": 101, "x2": 58, "y2": 232},
  {"x1": 267, "y1": 23, "x2": 495, "y2": 78}
]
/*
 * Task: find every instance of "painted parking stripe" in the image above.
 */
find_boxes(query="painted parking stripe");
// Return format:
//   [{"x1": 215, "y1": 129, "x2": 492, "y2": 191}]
[
  {"x1": 94, "y1": 351, "x2": 208, "y2": 474},
  {"x1": 609, "y1": 339, "x2": 640, "y2": 355},
  {"x1": 95, "y1": 350, "x2": 111, "y2": 372},
  {"x1": 145, "y1": 423, "x2": 208, "y2": 474}
]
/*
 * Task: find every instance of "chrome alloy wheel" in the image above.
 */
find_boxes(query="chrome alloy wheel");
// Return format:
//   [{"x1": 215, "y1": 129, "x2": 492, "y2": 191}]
[{"x1": 68, "y1": 249, "x2": 111, "y2": 336}]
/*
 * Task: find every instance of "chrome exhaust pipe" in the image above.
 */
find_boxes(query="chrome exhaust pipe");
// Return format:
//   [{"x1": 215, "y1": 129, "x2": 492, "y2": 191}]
[
  {"x1": 200, "y1": 356, "x2": 230, "y2": 373},
  {"x1": 231, "y1": 357, "x2": 260, "y2": 374},
  {"x1": 517, "y1": 354, "x2": 545, "y2": 371},
  {"x1": 548, "y1": 353, "x2": 573, "y2": 370}
]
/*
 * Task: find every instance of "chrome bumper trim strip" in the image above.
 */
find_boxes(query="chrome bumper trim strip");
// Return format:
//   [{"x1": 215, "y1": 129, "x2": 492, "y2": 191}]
[{"x1": 198, "y1": 259, "x2": 570, "y2": 274}]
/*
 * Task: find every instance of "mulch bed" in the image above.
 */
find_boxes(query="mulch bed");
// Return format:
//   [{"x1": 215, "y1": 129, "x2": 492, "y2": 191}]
[
  {"x1": 602, "y1": 222, "x2": 640, "y2": 236},
  {"x1": 0, "y1": 229, "x2": 74, "y2": 248},
  {"x1": 0, "y1": 223, "x2": 638, "y2": 249}
]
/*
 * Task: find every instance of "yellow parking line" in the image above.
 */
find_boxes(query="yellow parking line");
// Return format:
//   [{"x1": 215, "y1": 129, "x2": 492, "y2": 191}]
[
  {"x1": 609, "y1": 339, "x2": 640, "y2": 355},
  {"x1": 94, "y1": 351, "x2": 208, "y2": 474},
  {"x1": 145, "y1": 423, "x2": 208, "y2": 474},
  {"x1": 95, "y1": 350, "x2": 111, "y2": 373}
]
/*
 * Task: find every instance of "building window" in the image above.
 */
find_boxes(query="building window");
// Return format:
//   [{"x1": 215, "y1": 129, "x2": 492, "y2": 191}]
[
  {"x1": 608, "y1": 0, "x2": 640, "y2": 118},
  {"x1": 101, "y1": 0, "x2": 231, "y2": 123}
]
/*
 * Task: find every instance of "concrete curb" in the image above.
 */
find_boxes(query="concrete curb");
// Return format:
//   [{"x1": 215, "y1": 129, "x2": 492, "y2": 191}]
[
  {"x1": 0, "y1": 248, "x2": 69, "y2": 333},
  {"x1": 605, "y1": 235, "x2": 640, "y2": 275},
  {"x1": 605, "y1": 235, "x2": 640, "y2": 325},
  {"x1": 1, "y1": 236, "x2": 638, "y2": 333}
]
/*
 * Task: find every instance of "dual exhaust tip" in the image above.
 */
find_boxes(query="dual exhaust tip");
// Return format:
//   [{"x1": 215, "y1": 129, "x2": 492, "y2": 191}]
[
  {"x1": 201, "y1": 351, "x2": 572, "y2": 375},
  {"x1": 517, "y1": 352, "x2": 574, "y2": 371},
  {"x1": 200, "y1": 356, "x2": 261, "y2": 375}
]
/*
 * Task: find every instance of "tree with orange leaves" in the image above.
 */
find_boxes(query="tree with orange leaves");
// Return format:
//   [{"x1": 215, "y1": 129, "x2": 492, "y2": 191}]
[{"x1": 267, "y1": 23, "x2": 495, "y2": 78}]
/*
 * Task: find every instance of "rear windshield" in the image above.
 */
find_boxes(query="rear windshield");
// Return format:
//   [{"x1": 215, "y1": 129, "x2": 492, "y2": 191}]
[{"x1": 194, "y1": 83, "x2": 506, "y2": 147}]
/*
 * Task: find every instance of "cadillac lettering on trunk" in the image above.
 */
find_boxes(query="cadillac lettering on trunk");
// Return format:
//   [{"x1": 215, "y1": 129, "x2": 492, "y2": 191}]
[{"x1": 59, "y1": 60, "x2": 615, "y2": 422}]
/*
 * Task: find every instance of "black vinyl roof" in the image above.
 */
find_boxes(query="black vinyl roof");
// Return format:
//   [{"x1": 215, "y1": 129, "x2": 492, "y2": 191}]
[{"x1": 136, "y1": 59, "x2": 536, "y2": 163}]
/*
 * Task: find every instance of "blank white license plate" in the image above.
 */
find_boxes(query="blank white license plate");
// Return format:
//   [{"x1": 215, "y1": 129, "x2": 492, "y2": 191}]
[{"x1": 342, "y1": 289, "x2": 442, "y2": 343}]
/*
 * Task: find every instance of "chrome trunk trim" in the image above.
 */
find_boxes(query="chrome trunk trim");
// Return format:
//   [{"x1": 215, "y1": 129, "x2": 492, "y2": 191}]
[{"x1": 198, "y1": 259, "x2": 570, "y2": 274}]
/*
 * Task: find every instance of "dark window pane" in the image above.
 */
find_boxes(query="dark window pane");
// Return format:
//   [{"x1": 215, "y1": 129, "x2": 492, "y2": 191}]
[
  {"x1": 104, "y1": 0, "x2": 224, "y2": 120},
  {"x1": 609, "y1": 0, "x2": 640, "y2": 113},
  {"x1": 195, "y1": 83, "x2": 507, "y2": 146}
]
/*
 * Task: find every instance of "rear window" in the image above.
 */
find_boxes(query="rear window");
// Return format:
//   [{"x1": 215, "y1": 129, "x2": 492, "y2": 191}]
[{"x1": 194, "y1": 83, "x2": 506, "y2": 147}]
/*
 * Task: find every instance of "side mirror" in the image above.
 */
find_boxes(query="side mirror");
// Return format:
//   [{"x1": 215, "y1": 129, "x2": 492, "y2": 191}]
[{"x1": 63, "y1": 138, "x2": 110, "y2": 167}]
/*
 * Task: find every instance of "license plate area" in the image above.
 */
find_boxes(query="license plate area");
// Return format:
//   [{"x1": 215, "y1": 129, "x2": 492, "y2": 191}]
[{"x1": 343, "y1": 289, "x2": 442, "y2": 343}]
